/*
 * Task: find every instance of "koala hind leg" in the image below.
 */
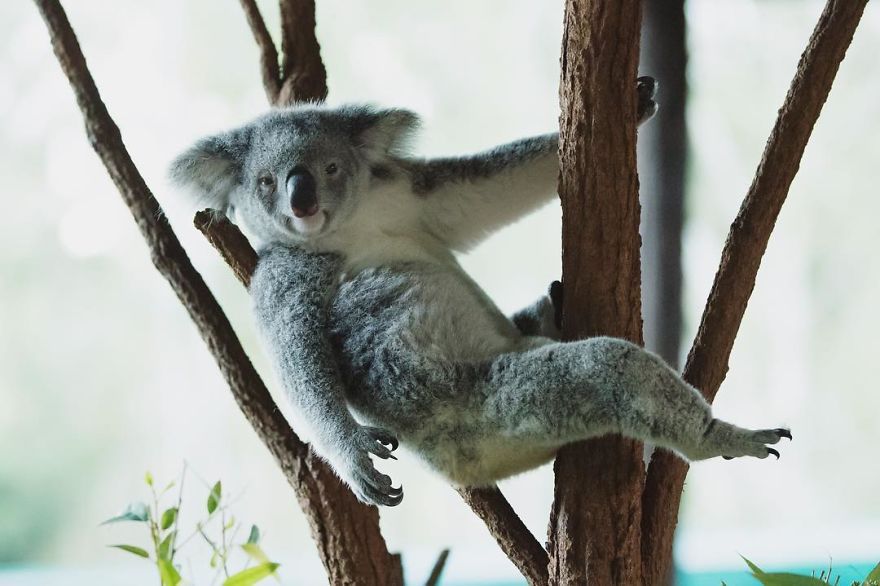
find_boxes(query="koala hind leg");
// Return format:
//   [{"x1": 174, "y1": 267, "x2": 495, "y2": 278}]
[{"x1": 481, "y1": 336, "x2": 790, "y2": 462}]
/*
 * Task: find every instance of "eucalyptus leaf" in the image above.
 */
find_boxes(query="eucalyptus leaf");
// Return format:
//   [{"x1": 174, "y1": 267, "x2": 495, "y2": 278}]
[
  {"x1": 101, "y1": 502, "x2": 150, "y2": 525},
  {"x1": 222, "y1": 563, "x2": 280, "y2": 586},
  {"x1": 161, "y1": 507, "x2": 178, "y2": 530},
  {"x1": 246, "y1": 525, "x2": 260, "y2": 545},
  {"x1": 241, "y1": 543, "x2": 270, "y2": 565},
  {"x1": 109, "y1": 544, "x2": 150, "y2": 559},
  {"x1": 158, "y1": 532, "x2": 175, "y2": 561},
  {"x1": 741, "y1": 558, "x2": 832, "y2": 586},
  {"x1": 207, "y1": 481, "x2": 222, "y2": 514},
  {"x1": 145, "y1": 471, "x2": 154, "y2": 486},
  {"x1": 158, "y1": 559, "x2": 182, "y2": 586}
]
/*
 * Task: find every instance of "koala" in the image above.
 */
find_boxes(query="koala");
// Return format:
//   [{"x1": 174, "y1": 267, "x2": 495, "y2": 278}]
[{"x1": 170, "y1": 78, "x2": 790, "y2": 507}]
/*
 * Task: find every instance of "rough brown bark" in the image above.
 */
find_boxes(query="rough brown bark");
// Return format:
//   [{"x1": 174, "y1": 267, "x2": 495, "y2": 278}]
[
  {"x1": 238, "y1": 0, "x2": 282, "y2": 104},
  {"x1": 278, "y1": 0, "x2": 328, "y2": 104},
  {"x1": 33, "y1": 1, "x2": 402, "y2": 584},
  {"x1": 641, "y1": 1, "x2": 869, "y2": 583},
  {"x1": 547, "y1": 1, "x2": 645, "y2": 585}
]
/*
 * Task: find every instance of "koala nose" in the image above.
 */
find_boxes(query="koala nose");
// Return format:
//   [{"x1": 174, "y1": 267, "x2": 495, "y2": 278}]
[{"x1": 286, "y1": 167, "x2": 319, "y2": 218}]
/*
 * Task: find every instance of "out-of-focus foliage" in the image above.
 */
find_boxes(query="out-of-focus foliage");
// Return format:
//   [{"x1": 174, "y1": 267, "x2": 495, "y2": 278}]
[{"x1": 101, "y1": 468, "x2": 278, "y2": 586}]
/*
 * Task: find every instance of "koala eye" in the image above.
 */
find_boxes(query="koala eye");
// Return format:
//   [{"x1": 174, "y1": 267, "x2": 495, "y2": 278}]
[
  {"x1": 257, "y1": 174, "x2": 276, "y2": 191},
  {"x1": 325, "y1": 163, "x2": 339, "y2": 176}
]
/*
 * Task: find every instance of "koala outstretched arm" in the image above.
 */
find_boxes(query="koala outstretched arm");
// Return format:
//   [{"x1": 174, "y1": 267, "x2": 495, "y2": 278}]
[
  {"x1": 413, "y1": 77, "x2": 658, "y2": 252},
  {"x1": 413, "y1": 132, "x2": 559, "y2": 252},
  {"x1": 251, "y1": 245, "x2": 403, "y2": 506}
]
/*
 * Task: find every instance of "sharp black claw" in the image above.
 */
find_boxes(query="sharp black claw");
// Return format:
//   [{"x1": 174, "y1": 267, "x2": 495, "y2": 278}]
[
  {"x1": 774, "y1": 428, "x2": 793, "y2": 440},
  {"x1": 388, "y1": 454, "x2": 398, "y2": 461},
  {"x1": 767, "y1": 448, "x2": 780, "y2": 460},
  {"x1": 389, "y1": 437, "x2": 399, "y2": 451},
  {"x1": 722, "y1": 455, "x2": 734, "y2": 460}
]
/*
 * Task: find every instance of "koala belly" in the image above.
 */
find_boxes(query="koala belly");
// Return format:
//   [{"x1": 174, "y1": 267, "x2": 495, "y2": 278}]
[{"x1": 329, "y1": 262, "x2": 549, "y2": 483}]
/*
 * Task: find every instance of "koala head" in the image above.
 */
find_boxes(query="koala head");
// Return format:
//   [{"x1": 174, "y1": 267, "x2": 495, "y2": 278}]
[{"x1": 169, "y1": 104, "x2": 419, "y2": 244}]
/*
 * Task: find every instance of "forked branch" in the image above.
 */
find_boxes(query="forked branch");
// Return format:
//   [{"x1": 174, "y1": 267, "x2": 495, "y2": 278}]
[
  {"x1": 33, "y1": 1, "x2": 402, "y2": 583},
  {"x1": 641, "y1": 1, "x2": 869, "y2": 583}
]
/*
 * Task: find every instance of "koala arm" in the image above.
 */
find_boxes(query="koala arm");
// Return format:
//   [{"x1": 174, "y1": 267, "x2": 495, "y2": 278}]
[
  {"x1": 511, "y1": 281, "x2": 563, "y2": 340},
  {"x1": 413, "y1": 132, "x2": 559, "y2": 252},
  {"x1": 250, "y1": 245, "x2": 403, "y2": 506}
]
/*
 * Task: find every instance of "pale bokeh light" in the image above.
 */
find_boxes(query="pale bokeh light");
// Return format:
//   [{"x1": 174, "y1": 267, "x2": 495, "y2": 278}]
[{"x1": 1, "y1": 1, "x2": 879, "y2": 584}]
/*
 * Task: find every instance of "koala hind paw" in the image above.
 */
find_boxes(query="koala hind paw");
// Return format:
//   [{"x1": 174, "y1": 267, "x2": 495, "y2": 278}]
[{"x1": 699, "y1": 420, "x2": 792, "y2": 461}]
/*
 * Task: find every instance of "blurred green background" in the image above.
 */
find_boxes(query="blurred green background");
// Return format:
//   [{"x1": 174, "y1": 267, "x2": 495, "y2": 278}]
[{"x1": 1, "y1": 0, "x2": 879, "y2": 583}]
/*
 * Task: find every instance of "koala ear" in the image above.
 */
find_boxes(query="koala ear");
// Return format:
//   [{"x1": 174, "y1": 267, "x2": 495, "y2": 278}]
[
  {"x1": 347, "y1": 107, "x2": 420, "y2": 160},
  {"x1": 168, "y1": 128, "x2": 251, "y2": 211}
]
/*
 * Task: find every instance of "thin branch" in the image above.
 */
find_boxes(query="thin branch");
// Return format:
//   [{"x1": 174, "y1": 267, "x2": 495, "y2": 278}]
[
  {"x1": 194, "y1": 211, "x2": 258, "y2": 288},
  {"x1": 32, "y1": 1, "x2": 402, "y2": 583},
  {"x1": 641, "y1": 1, "x2": 869, "y2": 583},
  {"x1": 458, "y1": 487, "x2": 549, "y2": 585},
  {"x1": 237, "y1": 0, "x2": 282, "y2": 104},
  {"x1": 277, "y1": 0, "x2": 327, "y2": 104},
  {"x1": 424, "y1": 548, "x2": 450, "y2": 586}
]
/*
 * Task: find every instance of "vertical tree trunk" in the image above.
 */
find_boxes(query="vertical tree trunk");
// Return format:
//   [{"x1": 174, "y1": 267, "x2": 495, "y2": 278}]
[
  {"x1": 638, "y1": 0, "x2": 687, "y2": 369},
  {"x1": 547, "y1": 1, "x2": 645, "y2": 584}
]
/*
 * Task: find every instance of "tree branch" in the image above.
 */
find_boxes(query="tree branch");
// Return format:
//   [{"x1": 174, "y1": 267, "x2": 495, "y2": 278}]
[
  {"x1": 458, "y1": 487, "x2": 549, "y2": 585},
  {"x1": 641, "y1": 1, "x2": 869, "y2": 583},
  {"x1": 424, "y1": 548, "x2": 450, "y2": 586},
  {"x1": 237, "y1": 0, "x2": 282, "y2": 104},
  {"x1": 32, "y1": 1, "x2": 403, "y2": 583},
  {"x1": 278, "y1": 0, "x2": 327, "y2": 104},
  {"x1": 547, "y1": 1, "x2": 645, "y2": 584}
]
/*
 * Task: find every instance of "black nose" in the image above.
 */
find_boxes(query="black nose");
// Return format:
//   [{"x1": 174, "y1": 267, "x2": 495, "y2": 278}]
[{"x1": 286, "y1": 167, "x2": 318, "y2": 218}]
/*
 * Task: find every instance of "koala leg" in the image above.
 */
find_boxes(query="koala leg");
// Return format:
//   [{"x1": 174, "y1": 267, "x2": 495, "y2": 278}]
[{"x1": 482, "y1": 336, "x2": 790, "y2": 461}]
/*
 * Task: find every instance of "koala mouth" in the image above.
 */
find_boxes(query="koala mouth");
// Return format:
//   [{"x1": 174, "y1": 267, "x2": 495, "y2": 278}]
[{"x1": 283, "y1": 211, "x2": 328, "y2": 237}]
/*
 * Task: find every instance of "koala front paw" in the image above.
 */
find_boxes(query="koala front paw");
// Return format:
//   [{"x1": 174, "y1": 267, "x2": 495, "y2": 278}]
[
  {"x1": 637, "y1": 76, "x2": 658, "y2": 125},
  {"x1": 343, "y1": 426, "x2": 403, "y2": 507}
]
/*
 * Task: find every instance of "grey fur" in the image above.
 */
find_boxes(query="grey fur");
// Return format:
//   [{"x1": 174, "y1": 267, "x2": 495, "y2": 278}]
[{"x1": 171, "y1": 89, "x2": 790, "y2": 507}]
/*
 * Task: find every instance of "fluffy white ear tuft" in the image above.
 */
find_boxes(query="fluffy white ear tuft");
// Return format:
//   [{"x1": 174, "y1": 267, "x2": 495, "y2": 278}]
[
  {"x1": 168, "y1": 129, "x2": 250, "y2": 211},
  {"x1": 348, "y1": 106, "x2": 420, "y2": 160}
]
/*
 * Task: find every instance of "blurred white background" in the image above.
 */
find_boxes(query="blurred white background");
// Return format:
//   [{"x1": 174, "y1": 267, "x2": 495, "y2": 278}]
[{"x1": 1, "y1": 1, "x2": 879, "y2": 584}]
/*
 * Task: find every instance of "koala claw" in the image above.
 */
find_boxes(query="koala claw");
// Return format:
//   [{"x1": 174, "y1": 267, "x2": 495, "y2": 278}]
[
  {"x1": 774, "y1": 428, "x2": 793, "y2": 440},
  {"x1": 636, "y1": 75, "x2": 659, "y2": 125},
  {"x1": 767, "y1": 447, "x2": 780, "y2": 460},
  {"x1": 347, "y1": 426, "x2": 403, "y2": 506},
  {"x1": 549, "y1": 280, "x2": 563, "y2": 330}
]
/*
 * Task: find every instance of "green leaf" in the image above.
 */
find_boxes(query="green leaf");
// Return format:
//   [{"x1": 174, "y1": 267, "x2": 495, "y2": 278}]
[
  {"x1": 158, "y1": 532, "x2": 175, "y2": 561},
  {"x1": 158, "y1": 559, "x2": 182, "y2": 586},
  {"x1": 747, "y1": 571, "x2": 829, "y2": 584},
  {"x1": 207, "y1": 481, "x2": 222, "y2": 514},
  {"x1": 222, "y1": 563, "x2": 280, "y2": 586},
  {"x1": 161, "y1": 507, "x2": 178, "y2": 530},
  {"x1": 742, "y1": 557, "x2": 829, "y2": 586},
  {"x1": 101, "y1": 502, "x2": 150, "y2": 525},
  {"x1": 241, "y1": 543, "x2": 270, "y2": 565},
  {"x1": 865, "y1": 561, "x2": 880, "y2": 586},
  {"x1": 145, "y1": 471, "x2": 154, "y2": 486},
  {"x1": 246, "y1": 525, "x2": 260, "y2": 545},
  {"x1": 109, "y1": 544, "x2": 150, "y2": 559},
  {"x1": 210, "y1": 550, "x2": 219, "y2": 568}
]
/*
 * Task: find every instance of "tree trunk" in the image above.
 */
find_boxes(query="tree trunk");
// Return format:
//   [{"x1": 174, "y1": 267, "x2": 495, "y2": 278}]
[
  {"x1": 638, "y1": 0, "x2": 687, "y2": 370},
  {"x1": 547, "y1": 1, "x2": 645, "y2": 584}
]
